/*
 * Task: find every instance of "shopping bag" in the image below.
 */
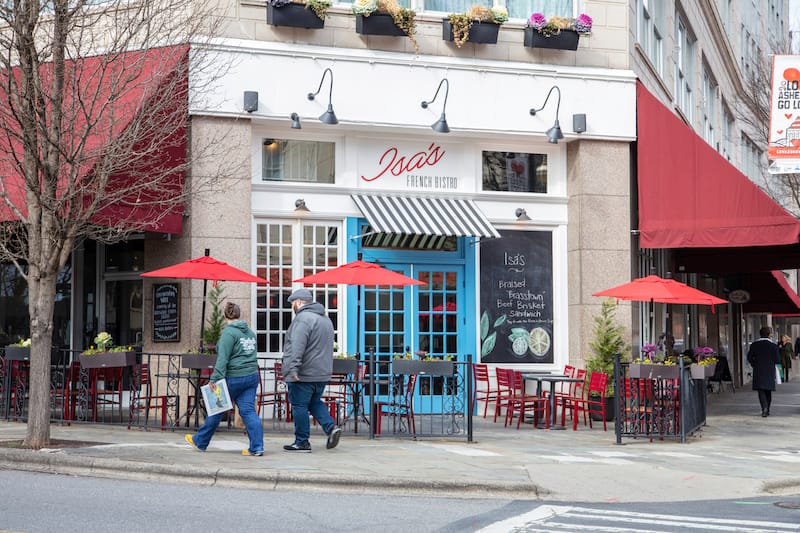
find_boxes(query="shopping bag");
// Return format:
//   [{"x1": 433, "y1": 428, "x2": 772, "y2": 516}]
[
  {"x1": 776, "y1": 365, "x2": 782, "y2": 385},
  {"x1": 201, "y1": 378, "x2": 233, "y2": 416}
]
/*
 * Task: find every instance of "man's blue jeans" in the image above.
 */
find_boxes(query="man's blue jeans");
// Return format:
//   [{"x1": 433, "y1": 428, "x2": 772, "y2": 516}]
[
  {"x1": 287, "y1": 381, "x2": 335, "y2": 445},
  {"x1": 193, "y1": 372, "x2": 264, "y2": 454}
]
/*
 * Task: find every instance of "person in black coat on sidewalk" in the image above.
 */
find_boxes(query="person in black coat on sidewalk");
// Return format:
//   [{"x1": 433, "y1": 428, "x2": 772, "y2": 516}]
[{"x1": 747, "y1": 326, "x2": 780, "y2": 417}]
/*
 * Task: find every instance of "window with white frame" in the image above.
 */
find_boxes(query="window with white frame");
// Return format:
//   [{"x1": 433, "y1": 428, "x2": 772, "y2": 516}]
[
  {"x1": 741, "y1": 133, "x2": 762, "y2": 183},
  {"x1": 701, "y1": 64, "x2": 718, "y2": 148},
  {"x1": 637, "y1": 0, "x2": 664, "y2": 76},
  {"x1": 721, "y1": 103, "x2": 734, "y2": 161},
  {"x1": 254, "y1": 220, "x2": 341, "y2": 355},
  {"x1": 675, "y1": 14, "x2": 695, "y2": 121},
  {"x1": 261, "y1": 139, "x2": 335, "y2": 183}
]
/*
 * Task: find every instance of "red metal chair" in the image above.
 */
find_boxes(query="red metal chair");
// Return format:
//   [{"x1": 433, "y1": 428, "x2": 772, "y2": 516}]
[
  {"x1": 493, "y1": 367, "x2": 514, "y2": 423},
  {"x1": 566, "y1": 372, "x2": 609, "y2": 431},
  {"x1": 555, "y1": 368, "x2": 587, "y2": 427},
  {"x1": 472, "y1": 363, "x2": 499, "y2": 418},
  {"x1": 375, "y1": 373, "x2": 418, "y2": 438},
  {"x1": 506, "y1": 370, "x2": 549, "y2": 429},
  {"x1": 128, "y1": 363, "x2": 168, "y2": 430},
  {"x1": 256, "y1": 361, "x2": 290, "y2": 420}
]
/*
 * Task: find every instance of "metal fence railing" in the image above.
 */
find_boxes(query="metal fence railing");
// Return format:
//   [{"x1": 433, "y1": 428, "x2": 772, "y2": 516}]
[{"x1": 1, "y1": 349, "x2": 473, "y2": 442}]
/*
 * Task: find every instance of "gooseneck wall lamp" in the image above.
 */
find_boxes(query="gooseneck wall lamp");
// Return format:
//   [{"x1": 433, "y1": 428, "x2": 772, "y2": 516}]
[
  {"x1": 420, "y1": 78, "x2": 450, "y2": 133},
  {"x1": 308, "y1": 67, "x2": 338, "y2": 125},
  {"x1": 529, "y1": 85, "x2": 564, "y2": 144}
]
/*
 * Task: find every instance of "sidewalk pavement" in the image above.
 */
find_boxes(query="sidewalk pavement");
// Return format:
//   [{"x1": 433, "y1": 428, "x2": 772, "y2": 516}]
[{"x1": 0, "y1": 378, "x2": 798, "y2": 503}]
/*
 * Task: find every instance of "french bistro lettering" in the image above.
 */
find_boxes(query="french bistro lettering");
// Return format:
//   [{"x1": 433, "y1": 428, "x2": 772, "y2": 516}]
[
  {"x1": 360, "y1": 141, "x2": 459, "y2": 191},
  {"x1": 479, "y1": 230, "x2": 554, "y2": 364}
]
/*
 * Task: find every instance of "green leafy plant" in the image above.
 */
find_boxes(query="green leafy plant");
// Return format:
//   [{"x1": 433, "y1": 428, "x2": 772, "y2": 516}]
[
  {"x1": 586, "y1": 299, "x2": 629, "y2": 397},
  {"x1": 202, "y1": 283, "x2": 226, "y2": 351},
  {"x1": 353, "y1": 0, "x2": 419, "y2": 53},
  {"x1": 448, "y1": 4, "x2": 507, "y2": 48},
  {"x1": 11, "y1": 338, "x2": 31, "y2": 347},
  {"x1": 82, "y1": 332, "x2": 132, "y2": 355},
  {"x1": 527, "y1": 12, "x2": 592, "y2": 36}
]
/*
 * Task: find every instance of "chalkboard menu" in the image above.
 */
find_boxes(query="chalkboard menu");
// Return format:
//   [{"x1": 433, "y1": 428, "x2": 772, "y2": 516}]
[
  {"x1": 479, "y1": 230, "x2": 553, "y2": 363},
  {"x1": 153, "y1": 283, "x2": 180, "y2": 342}
]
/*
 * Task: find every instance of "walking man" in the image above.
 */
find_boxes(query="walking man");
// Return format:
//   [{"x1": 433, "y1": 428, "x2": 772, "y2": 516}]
[
  {"x1": 747, "y1": 326, "x2": 780, "y2": 417},
  {"x1": 282, "y1": 288, "x2": 342, "y2": 452}
]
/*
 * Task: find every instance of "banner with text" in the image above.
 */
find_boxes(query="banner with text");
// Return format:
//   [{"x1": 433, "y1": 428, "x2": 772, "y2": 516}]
[{"x1": 769, "y1": 55, "x2": 800, "y2": 174}]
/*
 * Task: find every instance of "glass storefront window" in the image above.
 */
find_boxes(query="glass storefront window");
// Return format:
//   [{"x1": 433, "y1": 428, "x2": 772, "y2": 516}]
[
  {"x1": 261, "y1": 139, "x2": 335, "y2": 184},
  {"x1": 482, "y1": 151, "x2": 548, "y2": 193}
]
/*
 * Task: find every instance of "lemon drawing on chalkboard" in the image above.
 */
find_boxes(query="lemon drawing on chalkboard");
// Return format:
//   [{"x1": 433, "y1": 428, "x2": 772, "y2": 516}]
[
  {"x1": 511, "y1": 336, "x2": 529, "y2": 356},
  {"x1": 528, "y1": 327, "x2": 551, "y2": 357}
]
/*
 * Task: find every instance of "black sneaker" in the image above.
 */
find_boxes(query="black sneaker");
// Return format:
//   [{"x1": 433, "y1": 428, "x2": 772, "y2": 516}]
[
  {"x1": 326, "y1": 426, "x2": 342, "y2": 449},
  {"x1": 283, "y1": 442, "x2": 312, "y2": 453}
]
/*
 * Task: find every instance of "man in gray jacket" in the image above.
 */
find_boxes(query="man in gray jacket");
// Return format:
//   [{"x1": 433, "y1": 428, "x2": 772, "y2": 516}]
[{"x1": 282, "y1": 288, "x2": 342, "y2": 452}]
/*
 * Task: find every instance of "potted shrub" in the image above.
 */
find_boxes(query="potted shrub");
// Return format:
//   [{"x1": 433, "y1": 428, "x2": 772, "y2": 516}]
[
  {"x1": 353, "y1": 0, "x2": 419, "y2": 53},
  {"x1": 266, "y1": 0, "x2": 332, "y2": 29},
  {"x1": 523, "y1": 12, "x2": 592, "y2": 50},
  {"x1": 79, "y1": 332, "x2": 136, "y2": 368},
  {"x1": 586, "y1": 299, "x2": 629, "y2": 420},
  {"x1": 443, "y1": 5, "x2": 508, "y2": 48},
  {"x1": 201, "y1": 283, "x2": 226, "y2": 354},
  {"x1": 4, "y1": 338, "x2": 31, "y2": 361}
]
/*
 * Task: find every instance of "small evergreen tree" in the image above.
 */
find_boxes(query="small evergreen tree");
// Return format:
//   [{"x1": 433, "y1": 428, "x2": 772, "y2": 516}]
[
  {"x1": 586, "y1": 299, "x2": 629, "y2": 397},
  {"x1": 202, "y1": 283, "x2": 227, "y2": 351}
]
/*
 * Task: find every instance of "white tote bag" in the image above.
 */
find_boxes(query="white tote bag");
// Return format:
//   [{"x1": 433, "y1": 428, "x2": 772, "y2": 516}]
[{"x1": 776, "y1": 366, "x2": 782, "y2": 385}]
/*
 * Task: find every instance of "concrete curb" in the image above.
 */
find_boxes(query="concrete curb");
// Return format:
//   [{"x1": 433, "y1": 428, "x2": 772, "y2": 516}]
[{"x1": 0, "y1": 448, "x2": 548, "y2": 499}]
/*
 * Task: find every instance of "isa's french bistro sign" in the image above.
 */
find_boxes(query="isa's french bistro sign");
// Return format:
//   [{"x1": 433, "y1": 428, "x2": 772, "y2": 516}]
[{"x1": 357, "y1": 140, "x2": 471, "y2": 192}]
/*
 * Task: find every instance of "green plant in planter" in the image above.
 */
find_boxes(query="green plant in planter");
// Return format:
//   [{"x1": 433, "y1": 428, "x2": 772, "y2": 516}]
[
  {"x1": 353, "y1": 0, "x2": 419, "y2": 53},
  {"x1": 586, "y1": 298, "x2": 629, "y2": 397},
  {"x1": 269, "y1": 0, "x2": 332, "y2": 20},
  {"x1": 202, "y1": 283, "x2": 226, "y2": 352},
  {"x1": 448, "y1": 4, "x2": 507, "y2": 48}
]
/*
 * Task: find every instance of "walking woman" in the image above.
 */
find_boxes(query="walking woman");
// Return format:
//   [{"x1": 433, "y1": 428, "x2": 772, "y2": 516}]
[
  {"x1": 747, "y1": 326, "x2": 780, "y2": 417},
  {"x1": 185, "y1": 301, "x2": 264, "y2": 456},
  {"x1": 779, "y1": 334, "x2": 793, "y2": 382}
]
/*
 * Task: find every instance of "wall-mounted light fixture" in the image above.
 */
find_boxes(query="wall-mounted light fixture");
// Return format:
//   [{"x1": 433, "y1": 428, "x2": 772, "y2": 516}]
[
  {"x1": 307, "y1": 67, "x2": 338, "y2": 125},
  {"x1": 420, "y1": 78, "x2": 450, "y2": 133},
  {"x1": 243, "y1": 91, "x2": 259, "y2": 113},
  {"x1": 294, "y1": 199, "x2": 310, "y2": 212},
  {"x1": 530, "y1": 85, "x2": 564, "y2": 144},
  {"x1": 290, "y1": 112, "x2": 302, "y2": 129},
  {"x1": 515, "y1": 208, "x2": 531, "y2": 221}
]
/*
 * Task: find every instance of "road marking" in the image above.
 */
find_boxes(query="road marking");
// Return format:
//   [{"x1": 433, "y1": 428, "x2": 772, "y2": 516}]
[{"x1": 423, "y1": 443, "x2": 500, "y2": 456}]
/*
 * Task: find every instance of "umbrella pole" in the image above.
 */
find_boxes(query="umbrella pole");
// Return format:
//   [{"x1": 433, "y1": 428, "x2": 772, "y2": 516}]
[{"x1": 199, "y1": 279, "x2": 208, "y2": 351}]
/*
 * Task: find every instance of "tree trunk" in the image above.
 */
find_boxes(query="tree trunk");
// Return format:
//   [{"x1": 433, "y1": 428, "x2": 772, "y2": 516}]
[{"x1": 23, "y1": 272, "x2": 57, "y2": 450}]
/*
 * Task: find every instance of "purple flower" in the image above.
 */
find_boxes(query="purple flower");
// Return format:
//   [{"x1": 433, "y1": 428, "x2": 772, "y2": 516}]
[
  {"x1": 574, "y1": 13, "x2": 592, "y2": 33},
  {"x1": 528, "y1": 12, "x2": 547, "y2": 30}
]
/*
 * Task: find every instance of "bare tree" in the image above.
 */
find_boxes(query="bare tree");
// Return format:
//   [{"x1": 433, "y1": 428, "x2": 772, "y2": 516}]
[{"x1": 0, "y1": 0, "x2": 230, "y2": 449}]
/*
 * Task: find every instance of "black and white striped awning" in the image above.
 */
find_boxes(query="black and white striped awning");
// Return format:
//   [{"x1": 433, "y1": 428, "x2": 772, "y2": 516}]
[{"x1": 352, "y1": 195, "x2": 500, "y2": 239}]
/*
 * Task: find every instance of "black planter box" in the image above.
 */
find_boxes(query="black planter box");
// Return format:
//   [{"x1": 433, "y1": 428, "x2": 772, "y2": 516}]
[
  {"x1": 392, "y1": 359, "x2": 455, "y2": 376},
  {"x1": 442, "y1": 19, "x2": 499, "y2": 45},
  {"x1": 267, "y1": 4, "x2": 324, "y2": 29},
  {"x1": 523, "y1": 27, "x2": 580, "y2": 50},
  {"x1": 79, "y1": 351, "x2": 137, "y2": 368},
  {"x1": 3, "y1": 346, "x2": 30, "y2": 361},
  {"x1": 181, "y1": 353, "x2": 218, "y2": 369},
  {"x1": 332, "y1": 358, "x2": 359, "y2": 375},
  {"x1": 356, "y1": 13, "x2": 406, "y2": 37}
]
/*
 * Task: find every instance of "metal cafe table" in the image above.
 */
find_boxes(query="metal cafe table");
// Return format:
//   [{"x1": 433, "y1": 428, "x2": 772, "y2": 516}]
[{"x1": 521, "y1": 373, "x2": 585, "y2": 430}]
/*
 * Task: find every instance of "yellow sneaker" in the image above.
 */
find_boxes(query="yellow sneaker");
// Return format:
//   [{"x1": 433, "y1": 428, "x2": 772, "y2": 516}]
[
  {"x1": 242, "y1": 449, "x2": 264, "y2": 457},
  {"x1": 185, "y1": 434, "x2": 204, "y2": 452}
]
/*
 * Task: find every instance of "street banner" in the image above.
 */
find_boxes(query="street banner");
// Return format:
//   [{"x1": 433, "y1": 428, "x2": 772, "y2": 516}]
[{"x1": 769, "y1": 55, "x2": 800, "y2": 174}]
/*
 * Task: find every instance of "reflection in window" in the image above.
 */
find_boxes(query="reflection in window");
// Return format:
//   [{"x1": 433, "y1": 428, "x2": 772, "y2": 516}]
[
  {"x1": 482, "y1": 151, "x2": 547, "y2": 193},
  {"x1": 262, "y1": 139, "x2": 334, "y2": 183}
]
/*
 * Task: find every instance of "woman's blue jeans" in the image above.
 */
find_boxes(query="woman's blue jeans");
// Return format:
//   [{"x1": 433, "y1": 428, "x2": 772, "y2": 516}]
[
  {"x1": 287, "y1": 381, "x2": 335, "y2": 445},
  {"x1": 193, "y1": 372, "x2": 264, "y2": 454}
]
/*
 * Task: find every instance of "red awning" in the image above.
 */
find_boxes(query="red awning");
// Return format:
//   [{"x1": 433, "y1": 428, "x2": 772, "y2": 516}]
[
  {"x1": 740, "y1": 271, "x2": 800, "y2": 314},
  {"x1": 0, "y1": 45, "x2": 188, "y2": 234},
  {"x1": 636, "y1": 82, "x2": 800, "y2": 249}
]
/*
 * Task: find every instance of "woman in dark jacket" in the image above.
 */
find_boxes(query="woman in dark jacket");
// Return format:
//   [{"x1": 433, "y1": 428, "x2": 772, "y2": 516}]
[
  {"x1": 779, "y1": 335, "x2": 793, "y2": 382},
  {"x1": 747, "y1": 326, "x2": 780, "y2": 417}
]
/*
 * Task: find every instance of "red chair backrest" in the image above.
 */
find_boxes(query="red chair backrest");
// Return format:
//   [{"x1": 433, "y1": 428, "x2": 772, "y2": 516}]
[
  {"x1": 473, "y1": 363, "x2": 490, "y2": 383},
  {"x1": 495, "y1": 367, "x2": 512, "y2": 392},
  {"x1": 571, "y1": 368, "x2": 588, "y2": 398},
  {"x1": 403, "y1": 373, "x2": 418, "y2": 403},
  {"x1": 587, "y1": 372, "x2": 608, "y2": 396},
  {"x1": 563, "y1": 364, "x2": 576, "y2": 378}
]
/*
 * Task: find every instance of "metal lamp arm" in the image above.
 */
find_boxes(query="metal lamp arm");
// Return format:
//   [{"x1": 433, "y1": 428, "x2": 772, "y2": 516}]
[
  {"x1": 421, "y1": 78, "x2": 450, "y2": 111},
  {"x1": 308, "y1": 67, "x2": 334, "y2": 104},
  {"x1": 529, "y1": 85, "x2": 561, "y2": 117}
]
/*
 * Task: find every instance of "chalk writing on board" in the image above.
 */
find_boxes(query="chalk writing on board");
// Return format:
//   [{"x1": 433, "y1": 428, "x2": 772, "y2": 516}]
[{"x1": 153, "y1": 283, "x2": 180, "y2": 342}]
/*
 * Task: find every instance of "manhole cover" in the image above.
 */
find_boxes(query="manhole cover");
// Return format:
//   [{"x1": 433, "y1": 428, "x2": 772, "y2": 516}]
[{"x1": 774, "y1": 501, "x2": 800, "y2": 509}]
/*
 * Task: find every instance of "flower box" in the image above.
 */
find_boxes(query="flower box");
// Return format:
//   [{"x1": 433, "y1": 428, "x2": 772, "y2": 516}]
[
  {"x1": 690, "y1": 363, "x2": 717, "y2": 379},
  {"x1": 332, "y1": 358, "x2": 359, "y2": 375},
  {"x1": 181, "y1": 353, "x2": 218, "y2": 370},
  {"x1": 442, "y1": 19, "x2": 499, "y2": 45},
  {"x1": 4, "y1": 346, "x2": 30, "y2": 361},
  {"x1": 392, "y1": 359, "x2": 455, "y2": 376},
  {"x1": 79, "y1": 351, "x2": 137, "y2": 368},
  {"x1": 356, "y1": 13, "x2": 406, "y2": 37},
  {"x1": 629, "y1": 363, "x2": 680, "y2": 380},
  {"x1": 266, "y1": 4, "x2": 324, "y2": 29},
  {"x1": 523, "y1": 28, "x2": 579, "y2": 50}
]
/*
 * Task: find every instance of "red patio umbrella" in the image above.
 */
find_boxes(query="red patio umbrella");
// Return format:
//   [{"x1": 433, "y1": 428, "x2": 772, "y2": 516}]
[
  {"x1": 141, "y1": 249, "x2": 268, "y2": 347},
  {"x1": 593, "y1": 274, "x2": 728, "y2": 345}
]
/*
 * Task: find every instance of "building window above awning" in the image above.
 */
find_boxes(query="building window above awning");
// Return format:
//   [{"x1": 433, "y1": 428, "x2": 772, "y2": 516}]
[{"x1": 351, "y1": 194, "x2": 500, "y2": 239}]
